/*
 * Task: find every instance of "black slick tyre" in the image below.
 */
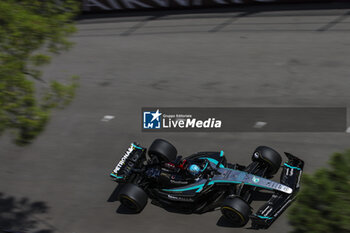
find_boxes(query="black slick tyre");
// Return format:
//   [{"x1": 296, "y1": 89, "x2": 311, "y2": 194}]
[
  {"x1": 118, "y1": 184, "x2": 148, "y2": 213},
  {"x1": 221, "y1": 197, "x2": 251, "y2": 227},
  {"x1": 148, "y1": 139, "x2": 177, "y2": 163},
  {"x1": 252, "y1": 146, "x2": 282, "y2": 176}
]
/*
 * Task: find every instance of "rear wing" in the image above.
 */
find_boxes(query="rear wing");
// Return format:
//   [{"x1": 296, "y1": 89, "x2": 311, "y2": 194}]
[
  {"x1": 110, "y1": 143, "x2": 146, "y2": 182},
  {"x1": 251, "y1": 152, "x2": 304, "y2": 229}
]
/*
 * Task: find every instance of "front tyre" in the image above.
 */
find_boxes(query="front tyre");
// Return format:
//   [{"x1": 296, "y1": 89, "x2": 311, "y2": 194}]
[
  {"x1": 221, "y1": 197, "x2": 251, "y2": 227},
  {"x1": 252, "y1": 146, "x2": 282, "y2": 177},
  {"x1": 118, "y1": 184, "x2": 148, "y2": 213}
]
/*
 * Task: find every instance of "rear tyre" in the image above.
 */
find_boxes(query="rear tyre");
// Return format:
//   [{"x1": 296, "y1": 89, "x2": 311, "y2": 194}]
[
  {"x1": 252, "y1": 146, "x2": 282, "y2": 177},
  {"x1": 221, "y1": 197, "x2": 251, "y2": 227},
  {"x1": 148, "y1": 139, "x2": 177, "y2": 163},
  {"x1": 118, "y1": 184, "x2": 148, "y2": 213}
]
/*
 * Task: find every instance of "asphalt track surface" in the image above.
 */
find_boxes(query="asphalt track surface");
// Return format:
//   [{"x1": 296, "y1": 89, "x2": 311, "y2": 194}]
[{"x1": 1, "y1": 3, "x2": 350, "y2": 233}]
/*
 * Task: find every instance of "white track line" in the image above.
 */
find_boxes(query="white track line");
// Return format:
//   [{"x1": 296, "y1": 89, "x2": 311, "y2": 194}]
[
  {"x1": 101, "y1": 115, "x2": 115, "y2": 122},
  {"x1": 253, "y1": 121, "x2": 267, "y2": 129}
]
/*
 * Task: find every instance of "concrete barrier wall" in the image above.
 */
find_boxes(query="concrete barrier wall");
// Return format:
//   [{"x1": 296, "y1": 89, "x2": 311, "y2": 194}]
[{"x1": 82, "y1": 0, "x2": 332, "y2": 11}]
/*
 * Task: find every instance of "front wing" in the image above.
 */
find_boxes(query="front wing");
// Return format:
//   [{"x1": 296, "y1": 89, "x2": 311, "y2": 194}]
[{"x1": 251, "y1": 152, "x2": 304, "y2": 229}]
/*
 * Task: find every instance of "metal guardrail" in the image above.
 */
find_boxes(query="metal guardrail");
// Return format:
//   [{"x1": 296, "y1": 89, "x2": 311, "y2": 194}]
[{"x1": 81, "y1": 0, "x2": 333, "y2": 12}]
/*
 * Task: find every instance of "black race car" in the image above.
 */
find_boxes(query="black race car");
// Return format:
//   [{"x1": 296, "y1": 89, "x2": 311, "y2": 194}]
[{"x1": 108, "y1": 139, "x2": 304, "y2": 229}]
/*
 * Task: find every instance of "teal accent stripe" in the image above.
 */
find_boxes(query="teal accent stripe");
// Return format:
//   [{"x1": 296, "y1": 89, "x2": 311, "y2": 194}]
[
  {"x1": 201, "y1": 162, "x2": 208, "y2": 172},
  {"x1": 110, "y1": 173, "x2": 123, "y2": 179},
  {"x1": 208, "y1": 180, "x2": 241, "y2": 185},
  {"x1": 162, "y1": 184, "x2": 204, "y2": 192},
  {"x1": 284, "y1": 163, "x2": 301, "y2": 170},
  {"x1": 196, "y1": 186, "x2": 204, "y2": 193},
  {"x1": 208, "y1": 180, "x2": 273, "y2": 191},
  {"x1": 256, "y1": 215, "x2": 273, "y2": 220},
  {"x1": 132, "y1": 143, "x2": 143, "y2": 150},
  {"x1": 199, "y1": 157, "x2": 225, "y2": 168},
  {"x1": 220, "y1": 150, "x2": 224, "y2": 157}
]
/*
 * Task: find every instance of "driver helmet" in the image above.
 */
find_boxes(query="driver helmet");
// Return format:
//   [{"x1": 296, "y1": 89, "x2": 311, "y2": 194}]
[{"x1": 188, "y1": 164, "x2": 201, "y2": 176}]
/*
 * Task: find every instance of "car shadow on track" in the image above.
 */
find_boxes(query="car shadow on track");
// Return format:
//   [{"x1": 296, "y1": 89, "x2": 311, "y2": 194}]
[
  {"x1": 116, "y1": 205, "x2": 140, "y2": 215},
  {"x1": 107, "y1": 184, "x2": 139, "y2": 214},
  {"x1": 107, "y1": 183, "x2": 124, "y2": 203},
  {"x1": 216, "y1": 216, "x2": 242, "y2": 228}
]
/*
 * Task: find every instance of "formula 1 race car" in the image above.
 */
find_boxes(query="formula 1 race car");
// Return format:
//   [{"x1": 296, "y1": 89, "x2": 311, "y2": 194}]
[{"x1": 108, "y1": 139, "x2": 304, "y2": 229}]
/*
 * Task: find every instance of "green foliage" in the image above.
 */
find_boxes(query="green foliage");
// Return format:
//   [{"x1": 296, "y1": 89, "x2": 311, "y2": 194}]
[
  {"x1": 289, "y1": 151, "x2": 350, "y2": 233},
  {"x1": 0, "y1": 0, "x2": 80, "y2": 145},
  {"x1": 43, "y1": 75, "x2": 79, "y2": 109}
]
